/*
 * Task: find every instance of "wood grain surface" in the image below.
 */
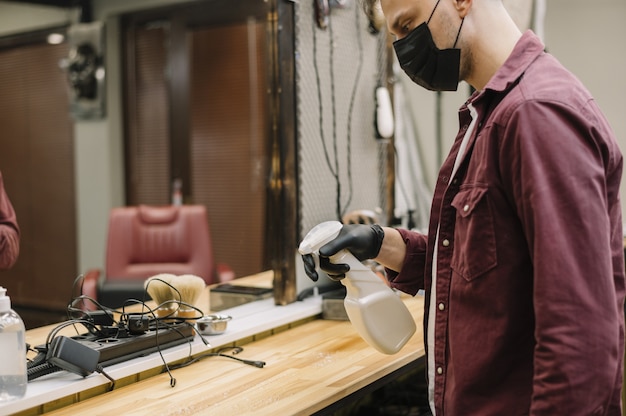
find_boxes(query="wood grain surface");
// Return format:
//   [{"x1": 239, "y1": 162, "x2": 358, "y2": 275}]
[
  {"x1": 18, "y1": 271, "x2": 425, "y2": 415},
  {"x1": 40, "y1": 294, "x2": 425, "y2": 415}
]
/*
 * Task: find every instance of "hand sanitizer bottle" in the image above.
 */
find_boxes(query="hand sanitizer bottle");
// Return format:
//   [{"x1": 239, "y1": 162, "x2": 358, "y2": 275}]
[
  {"x1": 299, "y1": 221, "x2": 416, "y2": 354},
  {"x1": 0, "y1": 287, "x2": 27, "y2": 402}
]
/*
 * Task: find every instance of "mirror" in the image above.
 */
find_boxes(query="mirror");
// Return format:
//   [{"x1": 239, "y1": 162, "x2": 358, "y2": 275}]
[
  {"x1": 119, "y1": 0, "x2": 298, "y2": 303},
  {"x1": 0, "y1": 0, "x2": 386, "y2": 312},
  {"x1": 0, "y1": 0, "x2": 299, "y2": 313}
]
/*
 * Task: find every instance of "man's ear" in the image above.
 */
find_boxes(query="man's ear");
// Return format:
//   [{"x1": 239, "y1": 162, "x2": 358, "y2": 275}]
[{"x1": 454, "y1": 0, "x2": 472, "y2": 18}]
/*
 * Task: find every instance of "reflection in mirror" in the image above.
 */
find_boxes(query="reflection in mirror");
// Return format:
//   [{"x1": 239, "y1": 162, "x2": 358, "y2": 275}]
[
  {"x1": 122, "y1": 2, "x2": 279, "y2": 284},
  {"x1": 1, "y1": 0, "x2": 396, "y2": 316},
  {"x1": 0, "y1": 0, "x2": 299, "y2": 324}
]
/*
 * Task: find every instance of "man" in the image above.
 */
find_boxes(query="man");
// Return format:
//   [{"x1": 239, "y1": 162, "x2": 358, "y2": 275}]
[
  {"x1": 0, "y1": 171, "x2": 19, "y2": 270},
  {"x1": 302, "y1": 0, "x2": 625, "y2": 414}
]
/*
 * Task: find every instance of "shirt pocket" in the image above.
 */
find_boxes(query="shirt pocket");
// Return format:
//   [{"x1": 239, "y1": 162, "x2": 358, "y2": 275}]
[{"x1": 450, "y1": 185, "x2": 497, "y2": 282}]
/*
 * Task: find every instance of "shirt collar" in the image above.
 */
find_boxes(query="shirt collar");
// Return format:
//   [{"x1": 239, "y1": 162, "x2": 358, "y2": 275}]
[{"x1": 483, "y1": 30, "x2": 545, "y2": 94}]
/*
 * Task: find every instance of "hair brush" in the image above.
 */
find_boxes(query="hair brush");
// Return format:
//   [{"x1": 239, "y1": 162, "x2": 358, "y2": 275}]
[
  {"x1": 144, "y1": 273, "x2": 177, "y2": 318},
  {"x1": 170, "y1": 274, "x2": 206, "y2": 319}
]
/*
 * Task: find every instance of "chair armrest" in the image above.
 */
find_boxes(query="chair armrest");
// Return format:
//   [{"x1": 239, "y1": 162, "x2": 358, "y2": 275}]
[{"x1": 81, "y1": 269, "x2": 101, "y2": 310}]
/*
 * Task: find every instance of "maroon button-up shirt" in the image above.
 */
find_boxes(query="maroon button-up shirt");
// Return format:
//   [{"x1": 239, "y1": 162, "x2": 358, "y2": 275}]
[
  {"x1": 388, "y1": 31, "x2": 624, "y2": 415},
  {"x1": 0, "y1": 171, "x2": 19, "y2": 270}
]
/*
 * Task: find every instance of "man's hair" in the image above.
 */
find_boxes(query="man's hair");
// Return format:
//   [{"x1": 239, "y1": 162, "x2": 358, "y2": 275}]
[{"x1": 360, "y1": 0, "x2": 380, "y2": 22}]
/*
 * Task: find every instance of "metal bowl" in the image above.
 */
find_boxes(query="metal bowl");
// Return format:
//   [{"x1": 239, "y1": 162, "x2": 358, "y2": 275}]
[{"x1": 196, "y1": 314, "x2": 232, "y2": 335}]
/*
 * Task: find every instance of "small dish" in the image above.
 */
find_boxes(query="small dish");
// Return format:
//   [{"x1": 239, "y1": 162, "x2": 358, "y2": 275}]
[{"x1": 196, "y1": 314, "x2": 232, "y2": 335}]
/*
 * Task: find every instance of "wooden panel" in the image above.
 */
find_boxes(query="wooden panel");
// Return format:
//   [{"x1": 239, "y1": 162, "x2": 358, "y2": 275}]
[
  {"x1": 189, "y1": 22, "x2": 269, "y2": 278},
  {"x1": 0, "y1": 41, "x2": 77, "y2": 310},
  {"x1": 123, "y1": 5, "x2": 272, "y2": 280},
  {"x1": 125, "y1": 23, "x2": 171, "y2": 205}
]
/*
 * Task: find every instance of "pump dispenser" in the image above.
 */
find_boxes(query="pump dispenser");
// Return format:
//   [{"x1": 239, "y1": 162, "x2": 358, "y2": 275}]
[
  {"x1": 0, "y1": 287, "x2": 27, "y2": 402},
  {"x1": 299, "y1": 221, "x2": 416, "y2": 354}
]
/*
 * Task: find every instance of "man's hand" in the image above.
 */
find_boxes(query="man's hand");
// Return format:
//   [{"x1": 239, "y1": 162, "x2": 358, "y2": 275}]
[{"x1": 301, "y1": 224, "x2": 385, "y2": 281}]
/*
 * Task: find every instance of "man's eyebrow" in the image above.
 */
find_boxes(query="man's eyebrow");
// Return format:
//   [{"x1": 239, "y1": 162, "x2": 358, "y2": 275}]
[{"x1": 388, "y1": 11, "x2": 404, "y2": 34}]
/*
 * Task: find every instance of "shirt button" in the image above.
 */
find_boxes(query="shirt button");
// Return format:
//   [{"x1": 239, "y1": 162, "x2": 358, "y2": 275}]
[
  {"x1": 438, "y1": 303, "x2": 445, "y2": 311},
  {"x1": 442, "y1": 239, "x2": 450, "y2": 247},
  {"x1": 437, "y1": 367, "x2": 443, "y2": 375},
  {"x1": 463, "y1": 204, "x2": 470, "y2": 212}
]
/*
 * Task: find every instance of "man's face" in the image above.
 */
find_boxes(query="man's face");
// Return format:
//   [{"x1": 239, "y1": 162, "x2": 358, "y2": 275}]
[
  {"x1": 380, "y1": 0, "x2": 469, "y2": 87},
  {"x1": 381, "y1": 0, "x2": 435, "y2": 40},
  {"x1": 381, "y1": 0, "x2": 459, "y2": 50}
]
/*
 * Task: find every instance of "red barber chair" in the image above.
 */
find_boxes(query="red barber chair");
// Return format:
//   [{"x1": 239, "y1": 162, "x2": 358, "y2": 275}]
[{"x1": 81, "y1": 204, "x2": 233, "y2": 309}]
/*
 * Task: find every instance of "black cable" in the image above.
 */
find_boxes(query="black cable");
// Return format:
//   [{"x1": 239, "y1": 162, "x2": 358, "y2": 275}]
[
  {"x1": 68, "y1": 274, "x2": 109, "y2": 322},
  {"x1": 327, "y1": 13, "x2": 341, "y2": 220},
  {"x1": 45, "y1": 319, "x2": 103, "y2": 350},
  {"x1": 69, "y1": 274, "x2": 85, "y2": 320},
  {"x1": 169, "y1": 346, "x2": 265, "y2": 370},
  {"x1": 188, "y1": 320, "x2": 211, "y2": 347},
  {"x1": 312, "y1": 7, "x2": 337, "y2": 179},
  {"x1": 312, "y1": 6, "x2": 341, "y2": 218},
  {"x1": 144, "y1": 311, "x2": 195, "y2": 388},
  {"x1": 96, "y1": 364, "x2": 116, "y2": 391},
  {"x1": 31, "y1": 283, "x2": 199, "y2": 389},
  {"x1": 28, "y1": 362, "x2": 62, "y2": 381},
  {"x1": 312, "y1": 6, "x2": 368, "y2": 221},
  {"x1": 111, "y1": 281, "x2": 203, "y2": 388},
  {"x1": 138, "y1": 276, "x2": 203, "y2": 320},
  {"x1": 28, "y1": 348, "x2": 48, "y2": 367},
  {"x1": 341, "y1": 3, "x2": 365, "y2": 217}
]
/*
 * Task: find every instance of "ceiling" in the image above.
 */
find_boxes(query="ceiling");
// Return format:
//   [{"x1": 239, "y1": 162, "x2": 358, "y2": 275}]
[
  {"x1": 4, "y1": 0, "x2": 93, "y2": 22},
  {"x1": 4, "y1": 0, "x2": 84, "y2": 8}
]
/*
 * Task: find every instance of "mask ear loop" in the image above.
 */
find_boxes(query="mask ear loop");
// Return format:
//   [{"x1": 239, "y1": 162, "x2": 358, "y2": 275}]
[
  {"x1": 427, "y1": 0, "x2": 443, "y2": 24},
  {"x1": 427, "y1": 0, "x2": 464, "y2": 49},
  {"x1": 453, "y1": 18, "x2": 465, "y2": 48}
]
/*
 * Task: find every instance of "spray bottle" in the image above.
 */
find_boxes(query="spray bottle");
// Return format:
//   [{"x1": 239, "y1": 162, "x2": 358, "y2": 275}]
[
  {"x1": 0, "y1": 287, "x2": 27, "y2": 402},
  {"x1": 299, "y1": 221, "x2": 416, "y2": 354}
]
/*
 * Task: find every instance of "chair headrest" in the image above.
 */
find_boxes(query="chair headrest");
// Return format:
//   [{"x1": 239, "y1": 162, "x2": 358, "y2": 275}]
[{"x1": 137, "y1": 205, "x2": 180, "y2": 224}]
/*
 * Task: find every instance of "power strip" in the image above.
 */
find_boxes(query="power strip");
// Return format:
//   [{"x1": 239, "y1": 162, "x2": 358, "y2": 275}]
[
  {"x1": 82, "y1": 324, "x2": 194, "y2": 367},
  {"x1": 37, "y1": 323, "x2": 195, "y2": 368}
]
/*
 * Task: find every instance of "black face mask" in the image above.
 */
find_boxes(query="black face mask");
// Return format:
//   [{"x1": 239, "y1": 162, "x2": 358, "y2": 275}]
[{"x1": 393, "y1": 1, "x2": 463, "y2": 91}]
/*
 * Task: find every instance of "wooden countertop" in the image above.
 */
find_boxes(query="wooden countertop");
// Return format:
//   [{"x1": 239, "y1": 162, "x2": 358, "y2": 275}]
[
  {"x1": 8, "y1": 271, "x2": 425, "y2": 416},
  {"x1": 44, "y1": 295, "x2": 424, "y2": 416}
]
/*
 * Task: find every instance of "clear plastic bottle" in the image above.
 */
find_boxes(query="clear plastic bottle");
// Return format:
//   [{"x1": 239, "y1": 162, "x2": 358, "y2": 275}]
[{"x1": 0, "y1": 287, "x2": 27, "y2": 402}]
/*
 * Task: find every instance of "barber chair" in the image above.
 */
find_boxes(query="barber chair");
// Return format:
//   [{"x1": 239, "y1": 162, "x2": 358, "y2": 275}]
[{"x1": 81, "y1": 204, "x2": 233, "y2": 309}]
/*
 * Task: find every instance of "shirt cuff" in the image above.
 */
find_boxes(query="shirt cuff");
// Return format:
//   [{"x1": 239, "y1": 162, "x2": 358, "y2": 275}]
[{"x1": 385, "y1": 228, "x2": 427, "y2": 296}]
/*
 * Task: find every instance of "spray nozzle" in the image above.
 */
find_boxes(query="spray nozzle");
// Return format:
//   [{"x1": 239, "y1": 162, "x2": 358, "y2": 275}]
[
  {"x1": 0, "y1": 286, "x2": 10, "y2": 312},
  {"x1": 298, "y1": 221, "x2": 343, "y2": 255}
]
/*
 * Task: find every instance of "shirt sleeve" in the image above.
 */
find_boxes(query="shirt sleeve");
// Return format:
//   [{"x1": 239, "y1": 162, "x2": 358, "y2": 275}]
[
  {"x1": 385, "y1": 228, "x2": 428, "y2": 296},
  {"x1": 0, "y1": 172, "x2": 19, "y2": 270},
  {"x1": 498, "y1": 99, "x2": 624, "y2": 415}
]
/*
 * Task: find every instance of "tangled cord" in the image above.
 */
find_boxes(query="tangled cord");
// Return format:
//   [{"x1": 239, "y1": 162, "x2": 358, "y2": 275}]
[
  {"x1": 56, "y1": 275, "x2": 263, "y2": 389},
  {"x1": 170, "y1": 346, "x2": 266, "y2": 370}
]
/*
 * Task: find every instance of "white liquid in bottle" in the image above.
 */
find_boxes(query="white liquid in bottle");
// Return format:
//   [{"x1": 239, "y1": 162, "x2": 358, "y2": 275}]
[{"x1": 0, "y1": 287, "x2": 27, "y2": 402}]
